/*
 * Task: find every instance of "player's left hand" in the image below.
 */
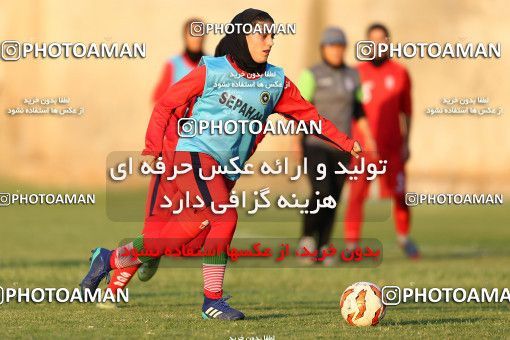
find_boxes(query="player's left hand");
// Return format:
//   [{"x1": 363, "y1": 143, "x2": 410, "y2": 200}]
[
  {"x1": 401, "y1": 143, "x2": 410, "y2": 163},
  {"x1": 350, "y1": 141, "x2": 362, "y2": 159},
  {"x1": 139, "y1": 154, "x2": 156, "y2": 169}
]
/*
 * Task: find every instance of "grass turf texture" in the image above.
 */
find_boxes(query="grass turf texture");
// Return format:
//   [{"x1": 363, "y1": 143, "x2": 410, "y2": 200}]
[{"x1": 0, "y1": 185, "x2": 509, "y2": 339}]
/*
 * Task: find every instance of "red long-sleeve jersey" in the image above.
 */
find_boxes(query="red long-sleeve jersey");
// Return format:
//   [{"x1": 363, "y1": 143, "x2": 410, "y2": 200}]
[
  {"x1": 151, "y1": 53, "x2": 200, "y2": 103},
  {"x1": 354, "y1": 60, "x2": 411, "y2": 154},
  {"x1": 142, "y1": 57, "x2": 355, "y2": 158}
]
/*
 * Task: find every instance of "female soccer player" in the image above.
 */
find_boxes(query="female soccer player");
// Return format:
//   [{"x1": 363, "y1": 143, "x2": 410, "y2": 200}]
[{"x1": 80, "y1": 8, "x2": 361, "y2": 320}]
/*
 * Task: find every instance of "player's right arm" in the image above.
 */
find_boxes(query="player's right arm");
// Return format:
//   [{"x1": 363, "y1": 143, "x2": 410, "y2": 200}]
[
  {"x1": 399, "y1": 69, "x2": 412, "y2": 163},
  {"x1": 275, "y1": 77, "x2": 362, "y2": 158},
  {"x1": 152, "y1": 62, "x2": 174, "y2": 103},
  {"x1": 142, "y1": 66, "x2": 206, "y2": 158},
  {"x1": 352, "y1": 74, "x2": 378, "y2": 158}
]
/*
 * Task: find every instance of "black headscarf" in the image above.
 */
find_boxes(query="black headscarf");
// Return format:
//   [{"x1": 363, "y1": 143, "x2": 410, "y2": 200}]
[
  {"x1": 183, "y1": 17, "x2": 205, "y2": 64},
  {"x1": 215, "y1": 8, "x2": 274, "y2": 74},
  {"x1": 184, "y1": 47, "x2": 204, "y2": 64}
]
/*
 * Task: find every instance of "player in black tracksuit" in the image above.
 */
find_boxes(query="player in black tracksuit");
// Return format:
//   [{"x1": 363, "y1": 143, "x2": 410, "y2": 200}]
[{"x1": 297, "y1": 27, "x2": 376, "y2": 264}]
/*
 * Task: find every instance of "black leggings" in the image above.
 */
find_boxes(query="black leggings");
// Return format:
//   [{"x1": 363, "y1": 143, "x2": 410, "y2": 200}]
[{"x1": 302, "y1": 143, "x2": 351, "y2": 248}]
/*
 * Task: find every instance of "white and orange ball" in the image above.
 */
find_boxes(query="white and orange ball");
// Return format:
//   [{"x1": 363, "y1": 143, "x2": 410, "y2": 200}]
[{"x1": 340, "y1": 282, "x2": 385, "y2": 326}]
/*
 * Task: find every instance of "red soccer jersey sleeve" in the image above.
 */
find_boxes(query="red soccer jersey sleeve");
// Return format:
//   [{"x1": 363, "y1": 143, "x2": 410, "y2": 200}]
[
  {"x1": 142, "y1": 66, "x2": 206, "y2": 157},
  {"x1": 152, "y1": 62, "x2": 174, "y2": 103},
  {"x1": 400, "y1": 68, "x2": 412, "y2": 117},
  {"x1": 143, "y1": 59, "x2": 355, "y2": 158}
]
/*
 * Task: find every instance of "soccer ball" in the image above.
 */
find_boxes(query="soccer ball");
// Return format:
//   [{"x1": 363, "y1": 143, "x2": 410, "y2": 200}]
[{"x1": 340, "y1": 281, "x2": 385, "y2": 326}]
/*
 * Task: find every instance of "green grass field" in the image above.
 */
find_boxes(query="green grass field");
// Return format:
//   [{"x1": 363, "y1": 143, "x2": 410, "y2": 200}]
[{"x1": 0, "y1": 185, "x2": 509, "y2": 339}]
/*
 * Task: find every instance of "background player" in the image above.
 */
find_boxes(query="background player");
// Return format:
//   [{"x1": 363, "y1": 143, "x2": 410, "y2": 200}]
[
  {"x1": 297, "y1": 27, "x2": 376, "y2": 265},
  {"x1": 80, "y1": 8, "x2": 362, "y2": 320},
  {"x1": 344, "y1": 23, "x2": 419, "y2": 258}
]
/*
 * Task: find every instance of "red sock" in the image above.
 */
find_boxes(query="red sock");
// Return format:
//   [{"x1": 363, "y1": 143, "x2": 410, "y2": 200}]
[
  {"x1": 394, "y1": 193, "x2": 410, "y2": 236},
  {"x1": 201, "y1": 212, "x2": 236, "y2": 300},
  {"x1": 203, "y1": 264, "x2": 226, "y2": 299},
  {"x1": 106, "y1": 265, "x2": 140, "y2": 294}
]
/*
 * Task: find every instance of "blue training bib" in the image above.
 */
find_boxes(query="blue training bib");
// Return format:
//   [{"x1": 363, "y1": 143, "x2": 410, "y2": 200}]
[{"x1": 176, "y1": 56, "x2": 285, "y2": 181}]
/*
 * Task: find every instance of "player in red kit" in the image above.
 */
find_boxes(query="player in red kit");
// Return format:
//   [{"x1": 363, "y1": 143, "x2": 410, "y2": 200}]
[
  {"x1": 81, "y1": 9, "x2": 361, "y2": 319},
  {"x1": 101, "y1": 17, "x2": 273, "y2": 306},
  {"x1": 344, "y1": 23, "x2": 419, "y2": 258}
]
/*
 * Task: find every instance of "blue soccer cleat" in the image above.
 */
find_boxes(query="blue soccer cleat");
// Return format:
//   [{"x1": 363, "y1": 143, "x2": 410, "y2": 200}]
[
  {"x1": 401, "y1": 238, "x2": 420, "y2": 259},
  {"x1": 201, "y1": 295, "x2": 245, "y2": 320},
  {"x1": 80, "y1": 247, "x2": 112, "y2": 294}
]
